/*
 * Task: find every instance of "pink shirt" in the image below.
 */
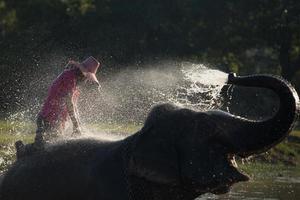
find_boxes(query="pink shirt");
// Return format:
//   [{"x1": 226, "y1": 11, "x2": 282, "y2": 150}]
[{"x1": 39, "y1": 69, "x2": 80, "y2": 128}]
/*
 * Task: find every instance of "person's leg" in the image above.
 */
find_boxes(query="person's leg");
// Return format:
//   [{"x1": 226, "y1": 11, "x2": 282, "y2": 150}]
[
  {"x1": 34, "y1": 116, "x2": 46, "y2": 148},
  {"x1": 15, "y1": 140, "x2": 25, "y2": 159},
  {"x1": 42, "y1": 119, "x2": 62, "y2": 141}
]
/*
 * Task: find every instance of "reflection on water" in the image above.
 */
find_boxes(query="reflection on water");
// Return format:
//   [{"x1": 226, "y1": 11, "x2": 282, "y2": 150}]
[{"x1": 197, "y1": 171, "x2": 300, "y2": 200}]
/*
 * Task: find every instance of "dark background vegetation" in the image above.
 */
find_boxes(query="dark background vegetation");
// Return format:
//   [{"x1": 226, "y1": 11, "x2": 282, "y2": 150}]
[{"x1": 0, "y1": 0, "x2": 300, "y2": 119}]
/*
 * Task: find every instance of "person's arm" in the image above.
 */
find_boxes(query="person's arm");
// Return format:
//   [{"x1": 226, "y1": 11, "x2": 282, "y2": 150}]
[
  {"x1": 66, "y1": 94, "x2": 81, "y2": 135},
  {"x1": 74, "y1": 103, "x2": 82, "y2": 128}
]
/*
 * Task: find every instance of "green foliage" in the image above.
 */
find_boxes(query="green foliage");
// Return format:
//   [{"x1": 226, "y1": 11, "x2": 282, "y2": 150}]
[
  {"x1": 291, "y1": 129, "x2": 300, "y2": 137},
  {"x1": 0, "y1": 0, "x2": 299, "y2": 68},
  {"x1": 88, "y1": 122, "x2": 141, "y2": 134},
  {"x1": 0, "y1": 133, "x2": 34, "y2": 172},
  {"x1": 242, "y1": 130, "x2": 300, "y2": 167},
  {"x1": 0, "y1": 0, "x2": 17, "y2": 34},
  {"x1": 238, "y1": 162, "x2": 299, "y2": 179},
  {"x1": 222, "y1": 53, "x2": 241, "y2": 73},
  {"x1": 0, "y1": 120, "x2": 35, "y2": 135},
  {"x1": 0, "y1": 0, "x2": 300, "y2": 113},
  {"x1": 62, "y1": 0, "x2": 96, "y2": 16}
]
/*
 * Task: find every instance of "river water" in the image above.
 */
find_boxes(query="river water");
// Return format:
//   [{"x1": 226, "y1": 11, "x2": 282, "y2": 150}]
[{"x1": 197, "y1": 167, "x2": 300, "y2": 200}]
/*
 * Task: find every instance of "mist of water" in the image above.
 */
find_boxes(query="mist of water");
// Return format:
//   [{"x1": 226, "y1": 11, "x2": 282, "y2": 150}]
[
  {"x1": 76, "y1": 61, "x2": 228, "y2": 126},
  {"x1": 170, "y1": 62, "x2": 227, "y2": 110},
  {"x1": 5, "y1": 61, "x2": 228, "y2": 137}
]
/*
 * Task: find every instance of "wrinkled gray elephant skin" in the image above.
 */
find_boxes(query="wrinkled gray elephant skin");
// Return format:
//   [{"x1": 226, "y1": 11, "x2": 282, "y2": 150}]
[
  {"x1": 0, "y1": 174, "x2": 3, "y2": 186},
  {"x1": 0, "y1": 74, "x2": 299, "y2": 200}
]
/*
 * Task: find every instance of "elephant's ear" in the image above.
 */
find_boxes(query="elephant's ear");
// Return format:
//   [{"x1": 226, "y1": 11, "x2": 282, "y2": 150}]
[{"x1": 129, "y1": 126, "x2": 180, "y2": 185}]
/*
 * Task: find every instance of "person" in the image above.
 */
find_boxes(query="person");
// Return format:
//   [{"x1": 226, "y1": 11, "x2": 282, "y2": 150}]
[{"x1": 34, "y1": 56, "x2": 101, "y2": 147}]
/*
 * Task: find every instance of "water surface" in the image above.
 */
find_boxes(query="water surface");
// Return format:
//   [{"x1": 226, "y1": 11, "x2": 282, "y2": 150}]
[{"x1": 197, "y1": 167, "x2": 300, "y2": 200}]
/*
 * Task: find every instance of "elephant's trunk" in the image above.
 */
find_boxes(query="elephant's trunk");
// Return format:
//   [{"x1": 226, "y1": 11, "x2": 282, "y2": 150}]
[{"x1": 226, "y1": 73, "x2": 300, "y2": 156}]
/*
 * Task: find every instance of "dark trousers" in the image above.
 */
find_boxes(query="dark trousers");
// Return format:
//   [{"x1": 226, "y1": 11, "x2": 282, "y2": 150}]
[{"x1": 35, "y1": 115, "x2": 60, "y2": 144}]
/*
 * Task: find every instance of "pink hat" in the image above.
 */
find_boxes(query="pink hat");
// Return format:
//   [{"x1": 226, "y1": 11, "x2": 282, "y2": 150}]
[{"x1": 78, "y1": 56, "x2": 100, "y2": 84}]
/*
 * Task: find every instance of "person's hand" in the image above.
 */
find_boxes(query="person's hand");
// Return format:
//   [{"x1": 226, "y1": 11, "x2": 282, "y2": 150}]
[
  {"x1": 68, "y1": 60, "x2": 80, "y2": 67},
  {"x1": 68, "y1": 60, "x2": 80, "y2": 65},
  {"x1": 66, "y1": 60, "x2": 81, "y2": 69},
  {"x1": 72, "y1": 126, "x2": 82, "y2": 137},
  {"x1": 97, "y1": 83, "x2": 102, "y2": 92}
]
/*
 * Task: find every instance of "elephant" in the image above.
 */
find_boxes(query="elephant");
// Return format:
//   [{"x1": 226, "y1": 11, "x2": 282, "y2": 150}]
[{"x1": 0, "y1": 73, "x2": 299, "y2": 200}]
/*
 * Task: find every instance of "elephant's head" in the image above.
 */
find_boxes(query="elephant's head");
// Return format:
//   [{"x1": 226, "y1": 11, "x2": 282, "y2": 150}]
[{"x1": 129, "y1": 74, "x2": 299, "y2": 197}]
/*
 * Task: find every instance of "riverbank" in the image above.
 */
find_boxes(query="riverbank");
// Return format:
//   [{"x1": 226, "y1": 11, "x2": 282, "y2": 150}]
[{"x1": 243, "y1": 130, "x2": 300, "y2": 167}]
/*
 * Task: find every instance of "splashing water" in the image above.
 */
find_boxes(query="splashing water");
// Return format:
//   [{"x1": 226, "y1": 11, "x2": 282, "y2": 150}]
[
  {"x1": 5, "y1": 61, "x2": 229, "y2": 136},
  {"x1": 76, "y1": 61, "x2": 228, "y2": 125},
  {"x1": 170, "y1": 62, "x2": 228, "y2": 110},
  {"x1": 181, "y1": 62, "x2": 228, "y2": 86}
]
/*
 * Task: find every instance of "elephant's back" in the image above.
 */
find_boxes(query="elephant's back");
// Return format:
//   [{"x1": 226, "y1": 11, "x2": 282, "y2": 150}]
[
  {"x1": 0, "y1": 139, "x2": 122, "y2": 200},
  {"x1": 0, "y1": 173, "x2": 3, "y2": 189}
]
